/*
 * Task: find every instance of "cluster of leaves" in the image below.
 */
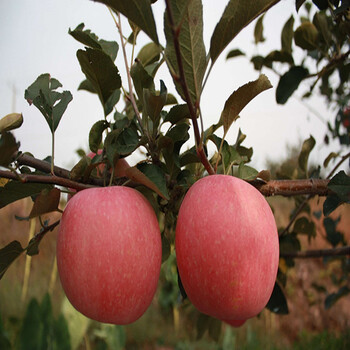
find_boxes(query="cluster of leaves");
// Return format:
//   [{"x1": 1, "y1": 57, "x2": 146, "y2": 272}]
[
  {"x1": 228, "y1": 0, "x2": 350, "y2": 105},
  {"x1": 0, "y1": 294, "x2": 70, "y2": 350},
  {"x1": 0, "y1": 294, "x2": 126, "y2": 350},
  {"x1": 226, "y1": 0, "x2": 350, "y2": 314},
  {"x1": 0, "y1": 0, "x2": 349, "y2": 342}
]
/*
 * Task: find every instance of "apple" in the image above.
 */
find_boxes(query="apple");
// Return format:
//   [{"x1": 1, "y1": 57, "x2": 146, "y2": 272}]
[
  {"x1": 222, "y1": 319, "x2": 246, "y2": 328},
  {"x1": 57, "y1": 186, "x2": 162, "y2": 324},
  {"x1": 175, "y1": 175, "x2": 279, "y2": 321}
]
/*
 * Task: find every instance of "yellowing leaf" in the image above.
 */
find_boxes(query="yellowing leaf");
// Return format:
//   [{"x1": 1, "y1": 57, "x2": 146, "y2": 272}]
[
  {"x1": 0, "y1": 113, "x2": 23, "y2": 132},
  {"x1": 29, "y1": 188, "x2": 61, "y2": 218},
  {"x1": 0, "y1": 178, "x2": 9, "y2": 187}
]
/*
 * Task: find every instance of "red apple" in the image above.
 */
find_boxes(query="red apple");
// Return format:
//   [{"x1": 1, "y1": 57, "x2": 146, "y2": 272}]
[
  {"x1": 223, "y1": 319, "x2": 246, "y2": 327},
  {"x1": 57, "y1": 186, "x2": 162, "y2": 324},
  {"x1": 175, "y1": 175, "x2": 279, "y2": 321}
]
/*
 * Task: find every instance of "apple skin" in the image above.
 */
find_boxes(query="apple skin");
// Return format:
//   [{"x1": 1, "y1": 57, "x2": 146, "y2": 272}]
[
  {"x1": 222, "y1": 319, "x2": 246, "y2": 328},
  {"x1": 175, "y1": 175, "x2": 279, "y2": 321},
  {"x1": 57, "y1": 186, "x2": 162, "y2": 325}
]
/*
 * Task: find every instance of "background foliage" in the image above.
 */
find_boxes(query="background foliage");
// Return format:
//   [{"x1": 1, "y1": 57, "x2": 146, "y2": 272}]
[{"x1": 0, "y1": 0, "x2": 349, "y2": 348}]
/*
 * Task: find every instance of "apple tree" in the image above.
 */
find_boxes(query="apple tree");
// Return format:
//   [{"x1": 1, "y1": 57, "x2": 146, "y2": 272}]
[{"x1": 0, "y1": 0, "x2": 349, "y2": 343}]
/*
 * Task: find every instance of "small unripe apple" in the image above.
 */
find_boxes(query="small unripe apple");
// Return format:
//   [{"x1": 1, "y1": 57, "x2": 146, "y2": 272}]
[
  {"x1": 175, "y1": 175, "x2": 279, "y2": 321},
  {"x1": 57, "y1": 186, "x2": 162, "y2": 324},
  {"x1": 67, "y1": 151, "x2": 129, "y2": 201},
  {"x1": 87, "y1": 150, "x2": 129, "y2": 178}
]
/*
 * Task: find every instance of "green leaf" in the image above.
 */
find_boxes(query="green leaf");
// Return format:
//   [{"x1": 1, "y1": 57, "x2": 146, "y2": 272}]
[
  {"x1": 281, "y1": 15, "x2": 294, "y2": 54},
  {"x1": 323, "y1": 217, "x2": 344, "y2": 247},
  {"x1": 298, "y1": 135, "x2": 315, "y2": 174},
  {"x1": 296, "y1": 0, "x2": 307, "y2": 12},
  {"x1": 143, "y1": 80, "x2": 167, "y2": 124},
  {"x1": 254, "y1": 14, "x2": 265, "y2": 44},
  {"x1": 114, "y1": 128, "x2": 139, "y2": 156},
  {"x1": 29, "y1": 188, "x2": 61, "y2": 218},
  {"x1": 293, "y1": 217, "x2": 316, "y2": 242},
  {"x1": 69, "y1": 156, "x2": 92, "y2": 182},
  {"x1": 210, "y1": 0, "x2": 279, "y2": 63},
  {"x1": 130, "y1": 60, "x2": 154, "y2": 104},
  {"x1": 196, "y1": 313, "x2": 210, "y2": 340},
  {"x1": 294, "y1": 22, "x2": 319, "y2": 51},
  {"x1": 323, "y1": 152, "x2": 339, "y2": 167},
  {"x1": 161, "y1": 234, "x2": 171, "y2": 263},
  {"x1": 69, "y1": 23, "x2": 119, "y2": 61},
  {"x1": 0, "y1": 313, "x2": 11, "y2": 350},
  {"x1": 226, "y1": 49, "x2": 245, "y2": 59},
  {"x1": 0, "y1": 181, "x2": 53, "y2": 209},
  {"x1": 264, "y1": 50, "x2": 294, "y2": 65},
  {"x1": 330, "y1": 171, "x2": 350, "y2": 195},
  {"x1": 19, "y1": 299, "x2": 43, "y2": 350},
  {"x1": 0, "y1": 113, "x2": 23, "y2": 132},
  {"x1": 219, "y1": 74, "x2": 272, "y2": 136},
  {"x1": 163, "y1": 104, "x2": 190, "y2": 124},
  {"x1": 238, "y1": 163, "x2": 259, "y2": 180},
  {"x1": 78, "y1": 79, "x2": 96, "y2": 93},
  {"x1": 125, "y1": 164, "x2": 169, "y2": 200},
  {"x1": 164, "y1": 0, "x2": 207, "y2": 103},
  {"x1": 92, "y1": 0, "x2": 158, "y2": 44},
  {"x1": 208, "y1": 317, "x2": 222, "y2": 342},
  {"x1": 0, "y1": 240, "x2": 24, "y2": 280},
  {"x1": 76, "y1": 48, "x2": 121, "y2": 116},
  {"x1": 266, "y1": 281, "x2": 289, "y2": 314},
  {"x1": 53, "y1": 315, "x2": 71, "y2": 350},
  {"x1": 276, "y1": 66, "x2": 309, "y2": 104},
  {"x1": 0, "y1": 132, "x2": 19, "y2": 167},
  {"x1": 40, "y1": 293, "x2": 54, "y2": 350},
  {"x1": 312, "y1": 0, "x2": 330, "y2": 11},
  {"x1": 26, "y1": 221, "x2": 59, "y2": 257},
  {"x1": 323, "y1": 194, "x2": 343, "y2": 217},
  {"x1": 25, "y1": 74, "x2": 73, "y2": 132},
  {"x1": 325, "y1": 286, "x2": 350, "y2": 309},
  {"x1": 89, "y1": 120, "x2": 109, "y2": 153},
  {"x1": 327, "y1": 171, "x2": 350, "y2": 202},
  {"x1": 137, "y1": 42, "x2": 162, "y2": 67},
  {"x1": 313, "y1": 12, "x2": 332, "y2": 46},
  {"x1": 279, "y1": 233, "x2": 301, "y2": 254}
]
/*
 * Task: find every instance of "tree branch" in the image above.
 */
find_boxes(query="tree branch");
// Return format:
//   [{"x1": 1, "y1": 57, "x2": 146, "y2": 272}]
[
  {"x1": 0, "y1": 169, "x2": 93, "y2": 191},
  {"x1": 251, "y1": 178, "x2": 330, "y2": 197},
  {"x1": 281, "y1": 246, "x2": 350, "y2": 259},
  {"x1": 1, "y1": 153, "x2": 334, "y2": 196},
  {"x1": 17, "y1": 153, "x2": 70, "y2": 179}
]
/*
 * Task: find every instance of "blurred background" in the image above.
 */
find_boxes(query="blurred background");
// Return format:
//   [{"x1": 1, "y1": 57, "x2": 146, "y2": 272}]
[
  {"x1": 0, "y1": 0, "x2": 338, "y2": 170},
  {"x1": 1, "y1": 0, "x2": 349, "y2": 349}
]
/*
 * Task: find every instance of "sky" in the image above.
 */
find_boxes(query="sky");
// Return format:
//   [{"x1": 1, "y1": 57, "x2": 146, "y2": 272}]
[{"x1": 0, "y1": 0, "x2": 337, "y2": 172}]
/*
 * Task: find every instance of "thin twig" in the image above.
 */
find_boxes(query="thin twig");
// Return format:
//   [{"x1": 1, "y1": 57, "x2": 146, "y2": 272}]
[
  {"x1": 281, "y1": 246, "x2": 350, "y2": 259},
  {"x1": 0, "y1": 169, "x2": 93, "y2": 191},
  {"x1": 108, "y1": 8, "x2": 144, "y2": 131},
  {"x1": 326, "y1": 151, "x2": 350, "y2": 179}
]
